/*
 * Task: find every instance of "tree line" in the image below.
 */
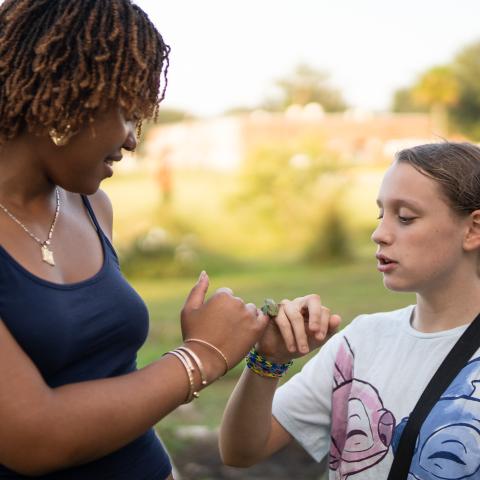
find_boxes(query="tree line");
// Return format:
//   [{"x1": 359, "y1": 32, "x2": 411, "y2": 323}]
[
  {"x1": 154, "y1": 39, "x2": 480, "y2": 141},
  {"x1": 392, "y1": 40, "x2": 480, "y2": 140}
]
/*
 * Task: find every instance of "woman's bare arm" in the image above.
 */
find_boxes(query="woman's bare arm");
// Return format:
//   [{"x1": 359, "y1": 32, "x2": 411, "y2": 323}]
[
  {"x1": 0, "y1": 318, "x2": 192, "y2": 474},
  {"x1": 0, "y1": 277, "x2": 268, "y2": 475}
]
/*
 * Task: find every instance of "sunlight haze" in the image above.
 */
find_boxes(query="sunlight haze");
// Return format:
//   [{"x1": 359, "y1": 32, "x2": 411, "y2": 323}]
[{"x1": 135, "y1": 0, "x2": 480, "y2": 116}]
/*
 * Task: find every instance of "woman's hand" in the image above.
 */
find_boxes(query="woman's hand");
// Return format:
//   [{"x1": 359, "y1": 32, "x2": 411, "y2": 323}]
[
  {"x1": 180, "y1": 272, "x2": 269, "y2": 378},
  {"x1": 256, "y1": 295, "x2": 341, "y2": 362}
]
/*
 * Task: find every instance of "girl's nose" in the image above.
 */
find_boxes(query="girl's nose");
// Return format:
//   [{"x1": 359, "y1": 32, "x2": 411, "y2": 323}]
[{"x1": 371, "y1": 219, "x2": 393, "y2": 245}]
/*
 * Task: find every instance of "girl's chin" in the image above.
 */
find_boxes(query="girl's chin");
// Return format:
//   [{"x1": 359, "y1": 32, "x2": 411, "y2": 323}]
[{"x1": 383, "y1": 278, "x2": 415, "y2": 293}]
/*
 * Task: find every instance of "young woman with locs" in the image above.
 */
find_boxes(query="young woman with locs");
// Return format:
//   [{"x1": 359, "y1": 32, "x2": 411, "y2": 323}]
[
  {"x1": 220, "y1": 142, "x2": 480, "y2": 479},
  {"x1": 0, "y1": 1, "x2": 271, "y2": 478}
]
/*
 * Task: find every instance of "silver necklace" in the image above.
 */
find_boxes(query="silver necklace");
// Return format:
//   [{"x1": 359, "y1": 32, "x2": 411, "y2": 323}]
[{"x1": 0, "y1": 188, "x2": 60, "y2": 266}]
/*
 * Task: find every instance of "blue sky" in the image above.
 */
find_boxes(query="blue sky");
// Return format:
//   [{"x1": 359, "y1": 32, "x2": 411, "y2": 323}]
[{"x1": 136, "y1": 0, "x2": 480, "y2": 116}]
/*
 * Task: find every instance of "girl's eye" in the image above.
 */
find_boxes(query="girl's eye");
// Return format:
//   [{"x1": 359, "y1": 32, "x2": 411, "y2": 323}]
[{"x1": 398, "y1": 216, "x2": 415, "y2": 224}]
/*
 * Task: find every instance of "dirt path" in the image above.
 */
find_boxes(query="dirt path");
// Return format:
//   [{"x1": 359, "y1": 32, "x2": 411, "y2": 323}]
[{"x1": 172, "y1": 437, "x2": 328, "y2": 480}]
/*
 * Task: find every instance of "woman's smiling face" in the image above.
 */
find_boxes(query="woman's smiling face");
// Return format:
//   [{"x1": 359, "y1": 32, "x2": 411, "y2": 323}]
[
  {"x1": 371, "y1": 161, "x2": 470, "y2": 294},
  {"x1": 40, "y1": 107, "x2": 137, "y2": 195}
]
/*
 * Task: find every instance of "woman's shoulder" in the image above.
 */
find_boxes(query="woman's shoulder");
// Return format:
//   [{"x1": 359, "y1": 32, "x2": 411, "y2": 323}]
[{"x1": 64, "y1": 189, "x2": 114, "y2": 242}]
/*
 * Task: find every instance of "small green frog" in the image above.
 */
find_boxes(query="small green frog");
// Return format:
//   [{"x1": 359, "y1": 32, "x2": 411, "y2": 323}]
[{"x1": 261, "y1": 298, "x2": 279, "y2": 318}]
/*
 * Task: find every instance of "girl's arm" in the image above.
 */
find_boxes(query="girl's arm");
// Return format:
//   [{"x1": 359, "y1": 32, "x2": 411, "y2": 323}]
[
  {"x1": 219, "y1": 295, "x2": 341, "y2": 466},
  {"x1": 219, "y1": 367, "x2": 293, "y2": 466}
]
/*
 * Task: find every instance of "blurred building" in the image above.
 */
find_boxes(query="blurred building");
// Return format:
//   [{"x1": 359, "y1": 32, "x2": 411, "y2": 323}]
[{"x1": 141, "y1": 107, "x2": 446, "y2": 172}]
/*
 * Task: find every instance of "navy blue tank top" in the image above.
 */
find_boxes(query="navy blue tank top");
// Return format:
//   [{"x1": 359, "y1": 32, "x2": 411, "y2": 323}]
[{"x1": 0, "y1": 196, "x2": 171, "y2": 479}]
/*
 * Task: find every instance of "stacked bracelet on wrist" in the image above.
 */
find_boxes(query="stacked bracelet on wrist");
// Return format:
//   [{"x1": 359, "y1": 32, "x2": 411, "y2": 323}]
[
  {"x1": 164, "y1": 346, "x2": 209, "y2": 403},
  {"x1": 246, "y1": 348, "x2": 293, "y2": 378},
  {"x1": 165, "y1": 349, "x2": 199, "y2": 403},
  {"x1": 165, "y1": 339, "x2": 229, "y2": 403},
  {"x1": 185, "y1": 338, "x2": 229, "y2": 376}
]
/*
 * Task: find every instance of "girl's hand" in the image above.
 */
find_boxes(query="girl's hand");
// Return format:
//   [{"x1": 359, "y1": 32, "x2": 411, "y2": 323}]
[
  {"x1": 256, "y1": 295, "x2": 341, "y2": 362},
  {"x1": 180, "y1": 272, "x2": 269, "y2": 378}
]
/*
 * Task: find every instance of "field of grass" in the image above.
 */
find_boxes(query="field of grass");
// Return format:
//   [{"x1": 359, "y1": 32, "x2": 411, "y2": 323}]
[{"x1": 103, "y1": 165, "x2": 385, "y2": 259}]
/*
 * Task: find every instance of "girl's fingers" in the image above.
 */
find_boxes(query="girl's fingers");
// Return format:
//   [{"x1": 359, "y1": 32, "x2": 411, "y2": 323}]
[
  {"x1": 298, "y1": 294, "x2": 324, "y2": 337},
  {"x1": 273, "y1": 301, "x2": 296, "y2": 353},
  {"x1": 282, "y1": 299, "x2": 310, "y2": 354},
  {"x1": 314, "y1": 306, "x2": 332, "y2": 341},
  {"x1": 265, "y1": 295, "x2": 340, "y2": 358},
  {"x1": 329, "y1": 313, "x2": 342, "y2": 332}
]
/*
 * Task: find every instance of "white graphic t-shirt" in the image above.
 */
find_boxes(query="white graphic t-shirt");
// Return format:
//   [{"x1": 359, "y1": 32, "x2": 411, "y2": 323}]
[{"x1": 272, "y1": 305, "x2": 480, "y2": 480}]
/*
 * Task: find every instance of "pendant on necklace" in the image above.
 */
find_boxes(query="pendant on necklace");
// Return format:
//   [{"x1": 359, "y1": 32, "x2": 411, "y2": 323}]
[{"x1": 41, "y1": 244, "x2": 55, "y2": 266}]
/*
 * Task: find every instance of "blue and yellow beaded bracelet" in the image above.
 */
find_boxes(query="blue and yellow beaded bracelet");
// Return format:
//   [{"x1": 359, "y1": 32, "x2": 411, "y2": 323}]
[{"x1": 246, "y1": 348, "x2": 293, "y2": 378}]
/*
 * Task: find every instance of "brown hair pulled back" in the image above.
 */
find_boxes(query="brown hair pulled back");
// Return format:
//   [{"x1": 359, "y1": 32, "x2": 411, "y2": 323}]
[
  {"x1": 0, "y1": 0, "x2": 170, "y2": 145},
  {"x1": 396, "y1": 142, "x2": 480, "y2": 215}
]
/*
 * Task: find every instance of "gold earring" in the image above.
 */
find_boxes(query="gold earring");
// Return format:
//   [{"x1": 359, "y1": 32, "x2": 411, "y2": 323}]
[{"x1": 49, "y1": 125, "x2": 72, "y2": 147}]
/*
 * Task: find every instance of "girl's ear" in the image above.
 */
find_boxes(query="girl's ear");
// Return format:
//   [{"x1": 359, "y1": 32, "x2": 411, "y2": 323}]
[{"x1": 464, "y1": 210, "x2": 480, "y2": 251}]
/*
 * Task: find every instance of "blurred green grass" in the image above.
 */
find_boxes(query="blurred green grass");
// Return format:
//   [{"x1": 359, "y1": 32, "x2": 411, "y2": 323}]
[{"x1": 103, "y1": 166, "x2": 385, "y2": 259}]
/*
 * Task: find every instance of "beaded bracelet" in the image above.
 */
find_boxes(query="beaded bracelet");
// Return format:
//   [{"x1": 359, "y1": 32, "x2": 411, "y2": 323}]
[{"x1": 246, "y1": 348, "x2": 293, "y2": 378}]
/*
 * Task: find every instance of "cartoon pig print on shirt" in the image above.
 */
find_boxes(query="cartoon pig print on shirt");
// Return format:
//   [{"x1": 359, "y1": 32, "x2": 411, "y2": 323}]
[{"x1": 329, "y1": 337, "x2": 396, "y2": 479}]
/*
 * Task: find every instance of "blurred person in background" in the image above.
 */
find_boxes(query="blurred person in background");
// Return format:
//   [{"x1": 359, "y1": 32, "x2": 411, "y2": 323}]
[
  {"x1": 0, "y1": 1, "x2": 278, "y2": 478},
  {"x1": 220, "y1": 142, "x2": 480, "y2": 479}
]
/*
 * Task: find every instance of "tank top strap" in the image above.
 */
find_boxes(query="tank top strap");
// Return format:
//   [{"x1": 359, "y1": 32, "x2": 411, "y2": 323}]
[
  {"x1": 80, "y1": 194, "x2": 119, "y2": 262},
  {"x1": 81, "y1": 194, "x2": 103, "y2": 234}
]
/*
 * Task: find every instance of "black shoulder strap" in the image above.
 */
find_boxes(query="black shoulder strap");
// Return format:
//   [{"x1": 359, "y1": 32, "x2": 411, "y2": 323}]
[
  {"x1": 387, "y1": 312, "x2": 480, "y2": 479},
  {"x1": 80, "y1": 194, "x2": 102, "y2": 233}
]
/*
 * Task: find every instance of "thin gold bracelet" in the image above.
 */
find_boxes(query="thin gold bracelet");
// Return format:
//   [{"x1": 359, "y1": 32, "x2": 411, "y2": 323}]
[
  {"x1": 165, "y1": 350, "x2": 199, "y2": 402},
  {"x1": 173, "y1": 348, "x2": 201, "y2": 399},
  {"x1": 174, "y1": 347, "x2": 195, "y2": 374},
  {"x1": 177, "y1": 346, "x2": 208, "y2": 386},
  {"x1": 184, "y1": 338, "x2": 229, "y2": 376}
]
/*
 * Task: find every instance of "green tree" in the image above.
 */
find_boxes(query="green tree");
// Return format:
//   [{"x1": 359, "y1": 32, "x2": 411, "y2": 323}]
[
  {"x1": 391, "y1": 40, "x2": 480, "y2": 140},
  {"x1": 392, "y1": 66, "x2": 459, "y2": 133},
  {"x1": 412, "y1": 66, "x2": 459, "y2": 108},
  {"x1": 450, "y1": 41, "x2": 480, "y2": 139},
  {"x1": 304, "y1": 192, "x2": 352, "y2": 263},
  {"x1": 231, "y1": 138, "x2": 352, "y2": 260},
  {"x1": 391, "y1": 87, "x2": 428, "y2": 113},
  {"x1": 267, "y1": 63, "x2": 347, "y2": 112},
  {"x1": 412, "y1": 65, "x2": 459, "y2": 133}
]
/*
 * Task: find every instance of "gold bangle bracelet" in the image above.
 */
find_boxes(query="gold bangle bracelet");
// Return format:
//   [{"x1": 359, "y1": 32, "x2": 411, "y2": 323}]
[
  {"x1": 177, "y1": 346, "x2": 208, "y2": 386},
  {"x1": 174, "y1": 348, "x2": 195, "y2": 374},
  {"x1": 165, "y1": 350, "x2": 199, "y2": 402},
  {"x1": 173, "y1": 348, "x2": 201, "y2": 400},
  {"x1": 184, "y1": 338, "x2": 229, "y2": 376}
]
